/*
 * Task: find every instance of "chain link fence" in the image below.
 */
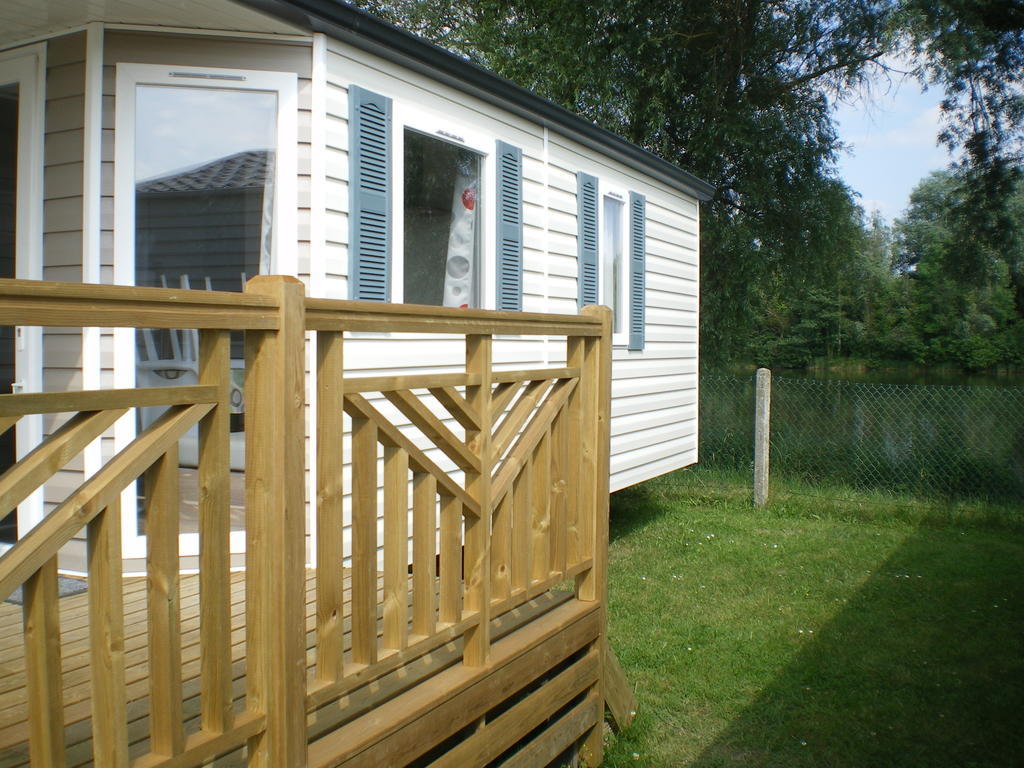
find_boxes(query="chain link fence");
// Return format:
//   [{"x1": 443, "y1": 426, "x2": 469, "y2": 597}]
[{"x1": 699, "y1": 374, "x2": 1024, "y2": 501}]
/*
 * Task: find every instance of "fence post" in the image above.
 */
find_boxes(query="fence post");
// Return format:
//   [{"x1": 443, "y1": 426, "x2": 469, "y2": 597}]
[
  {"x1": 243, "y1": 276, "x2": 307, "y2": 767},
  {"x1": 754, "y1": 367, "x2": 771, "y2": 507}
]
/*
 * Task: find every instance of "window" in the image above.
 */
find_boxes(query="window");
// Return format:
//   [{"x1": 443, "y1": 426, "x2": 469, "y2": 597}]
[
  {"x1": 402, "y1": 129, "x2": 483, "y2": 308},
  {"x1": 601, "y1": 192, "x2": 627, "y2": 339},
  {"x1": 578, "y1": 173, "x2": 645, "y2": 349},
  {"x1": 350, "y1": 88, "x2": 511, "y2": 309},
  {"x1": 392, "y1": 107, "x2": 493, "y2": 309}
]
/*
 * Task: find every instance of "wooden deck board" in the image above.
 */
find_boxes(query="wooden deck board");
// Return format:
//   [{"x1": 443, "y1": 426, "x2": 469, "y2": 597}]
[{"x1": 0, "y1": 571, "x2": 580, "y2": 768}]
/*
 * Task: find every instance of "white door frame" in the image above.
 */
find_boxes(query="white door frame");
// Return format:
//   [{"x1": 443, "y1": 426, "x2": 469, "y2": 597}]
[
  {"x1": 112, "y1": 62, "x2": 298, "y2": 560},
  {"x1": 0, "y1": 43, "x2": 46, "y2": 536}
]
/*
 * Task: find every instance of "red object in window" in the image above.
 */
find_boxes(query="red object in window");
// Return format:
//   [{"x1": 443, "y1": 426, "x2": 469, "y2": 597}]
[{"x1": 461, "y1": 185, "x2": 476, "y2": 211}]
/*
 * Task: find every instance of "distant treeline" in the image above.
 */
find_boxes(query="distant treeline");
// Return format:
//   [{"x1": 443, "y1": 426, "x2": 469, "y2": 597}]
[{"x1": 741, "y1": 170, "x2": 1024, "y2": 373}]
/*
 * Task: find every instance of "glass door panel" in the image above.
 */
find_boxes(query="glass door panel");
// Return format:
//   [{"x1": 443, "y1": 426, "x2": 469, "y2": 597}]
[{"x1": 131, "y1": 84, "x2": 277, "y2": 541}]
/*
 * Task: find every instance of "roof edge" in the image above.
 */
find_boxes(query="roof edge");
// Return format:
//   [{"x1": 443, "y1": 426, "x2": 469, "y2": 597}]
[{"x1": 234, "y1": 0, "x2": 715, "y2": 201}]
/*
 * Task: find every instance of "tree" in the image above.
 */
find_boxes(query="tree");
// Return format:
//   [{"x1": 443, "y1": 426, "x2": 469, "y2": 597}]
[
  {"x1": 893, "y1": 170, "x2": 1023, "y2": 369},
  {"x1": 901, "y1": 0, "x2": 1024, "y2": 285}
]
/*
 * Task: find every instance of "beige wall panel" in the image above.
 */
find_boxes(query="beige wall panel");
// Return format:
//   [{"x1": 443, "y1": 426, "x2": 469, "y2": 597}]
[
  {"x1": 44, "y1": 95, "x2": 83, "y2": 132},
  {"x1": 44, "y1": 128, "x2": 85, "y2": 166},
  {"x1": 43, "y1": 263, "x2": 81, "y2": 282},
  {"x1": 46, "y1": 61, "x2": 86, "y2": 100},
  {"x1": 42, "y1": 195, "x2": 83, "y2": 234},
  {"x1": 44, "y1": 161, "x2": 83, "y2": 201},
  {"x1": 45, "y1": 33, "x2": 86, "y2": 67},
  {"x1": 103, "y1": 31, "x2": 311, "y2": 76}
]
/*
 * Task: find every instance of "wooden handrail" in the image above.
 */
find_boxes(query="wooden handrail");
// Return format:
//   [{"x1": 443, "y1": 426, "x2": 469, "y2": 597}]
[
  {"x1": 0, "y1": 385, "x2": 218, "y2": 418},
  {"x1": 0, "y1": 278, "x2": 278, "y2": 330},
  {"x1": 305, "y1": 296, "x2": 603, "y2": 335}
]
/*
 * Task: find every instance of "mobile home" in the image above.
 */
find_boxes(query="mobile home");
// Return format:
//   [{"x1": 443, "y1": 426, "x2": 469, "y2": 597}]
[{"x1": 0, "y1": 1, "x2": 711, "y2": 765}]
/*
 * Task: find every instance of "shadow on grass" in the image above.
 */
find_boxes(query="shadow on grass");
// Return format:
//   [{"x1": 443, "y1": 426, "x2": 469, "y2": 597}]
[
  {"x1": 609, "y1": 483, "x2": 672, "y2": 544},
  {"x1": 688, "y1": 526, "x2": 1024, "y2": 768}
]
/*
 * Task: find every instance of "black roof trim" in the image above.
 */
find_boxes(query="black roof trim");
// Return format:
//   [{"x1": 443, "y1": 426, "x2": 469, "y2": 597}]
[{"x1": 235, "y1": 0, "x2": 715, "y2": 201}]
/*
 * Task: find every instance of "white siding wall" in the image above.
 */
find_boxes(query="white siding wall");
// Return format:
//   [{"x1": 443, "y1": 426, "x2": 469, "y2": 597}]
[{"x1": 323, "y1": 39, "x2": 700, "y2": 492}]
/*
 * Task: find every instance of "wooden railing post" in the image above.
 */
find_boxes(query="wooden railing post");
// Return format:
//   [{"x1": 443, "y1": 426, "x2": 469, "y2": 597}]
[
  {"x1": 243, "y1": 276, "x2": 307, "y2": 767},
  {"x1": 463, "y1": 334, "x2": 492, "y2": 666},
  {"x1": 578, "y1": 304, "x2": 612, "y2": 766}
]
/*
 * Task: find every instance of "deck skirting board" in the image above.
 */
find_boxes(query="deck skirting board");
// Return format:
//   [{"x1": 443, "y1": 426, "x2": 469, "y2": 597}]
[{"x1": 308, "y1": 599, "x2": 602, "y2": 768}]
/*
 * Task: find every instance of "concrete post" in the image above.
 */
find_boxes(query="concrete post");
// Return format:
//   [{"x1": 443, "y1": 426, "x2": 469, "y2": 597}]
[{"x1": 754, "y1": 367, "x2": 771, "y2": 507}]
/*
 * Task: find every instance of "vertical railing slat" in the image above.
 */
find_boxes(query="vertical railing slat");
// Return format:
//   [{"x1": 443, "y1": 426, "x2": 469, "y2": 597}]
[
  {"x1": 383, "y1": 445, "x2": 409, "y2": 650},
  {"x1": 550, "y1": 407, "x2": 568, "y2": 577},
  {"x1": 438, "y1": 494, "x2": 462, "y2": 625},
  {"x1": 491, "y1": 492, "x2": 512, "y2": 603},
  {"x1": 575, "y1": 336, "x2": 598, "y2": 596},
  {"x1": 412, "y1": 472, "x2": 437, "y2": 637},
  {"x1": 146, "y1": 446, "x2": 184, "y2": 756},
  {"x1": 198, "y1": 328, "x2": 233, "y2": 733},
  {"x1": 22, "y1": 557, "x2": 65, "y2": 767},
  {"x1": 565, "y1": 338, "x2": 585, "y2": 568},
  {"x1": 316, "y1": 330, "x2": 345, "y2": 681},
  {"x1": 350, "y1": 414, "x2": 378, "y2": 666},
  {"x1": 88, "y1": 500, "x2": 128, "y2": 768},
  {"x1": 463, "y1": 334, "x2": 492, "y2": 666},
  {"x1": 530, "y1": 429, "x2": 551, "y2": 583},
  {"x1": 511, "y1": 462, "x2": 532, "y2": 596}
]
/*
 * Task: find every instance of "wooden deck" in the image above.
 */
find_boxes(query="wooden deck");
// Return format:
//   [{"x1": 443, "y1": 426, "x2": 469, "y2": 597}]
[
  {"x1": 0, "y1": 278, "x2": 620, "y2": 767},
  {"x1": 0, "y1": 570, "x2": 596, "y2": 767}
]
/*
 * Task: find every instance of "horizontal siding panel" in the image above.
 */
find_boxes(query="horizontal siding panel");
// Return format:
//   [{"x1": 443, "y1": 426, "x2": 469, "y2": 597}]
[
  {"x1": 546, "y1": 164, "x2": 577, "y2": 195},
  {"x1": 611, "y1": 445, "x2": 696, "y2": 492},
  {"x1": 612, "y1": 389, "x2": 696, "y2": 418},
  {"x1": 611, "y1": 404, "x2": 696, "y2": 438},
  {"x1": 647, "y1": 289, "x2": 698, "y2": 311},
  {"x1": 547, "y1": 186, "x2": 576, "y2": 216},
  {"x1": 547, "y1": 209, "x2": 576, "y2": 237},
  {"x1": 645, "y1": 325, "x2": 698, "y2": 344},
  {"x1": 611, "y1": 375, "x2": 697, "y2": 401},
  {"x1": 544, "y1": 252, "x2": 578, "y2": 279},
  {"x1": 45, "y1": 95, "x2": 84, "y2": 133},
  {"x1": 611, "y1": 420, "x2": 696, "y2": 456},
  {"x1": 611, "y1": 358, "x2": 697, "y2": 380},
  {"x1": 648, "y1": 198, "x2": 698, "y2": 229},
  {"x1": 647, "y1": 253, "x2": 698, "y2": 279},
  {"x1": 324, "y1": 77, "x2": 349, "y2": 118},
  {"x1": 647, "y1": 306, "x2": 698, "y2": 326}
]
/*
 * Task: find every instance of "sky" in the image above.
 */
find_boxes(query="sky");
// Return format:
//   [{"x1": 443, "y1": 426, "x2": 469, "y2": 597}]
[{"x1": 833, "y1": 68, "x2": 953, "y2": 224}]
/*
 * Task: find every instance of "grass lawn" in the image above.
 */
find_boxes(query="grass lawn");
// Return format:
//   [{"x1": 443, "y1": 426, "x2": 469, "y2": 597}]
[{"x1": 601, "y1": 469, "x2": 1024, "y2": 767}]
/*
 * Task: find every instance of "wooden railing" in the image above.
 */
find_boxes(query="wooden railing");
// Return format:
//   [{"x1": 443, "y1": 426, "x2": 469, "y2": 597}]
[{"x1": 0, "y1": 276, "x2": 612, "y2": 767}]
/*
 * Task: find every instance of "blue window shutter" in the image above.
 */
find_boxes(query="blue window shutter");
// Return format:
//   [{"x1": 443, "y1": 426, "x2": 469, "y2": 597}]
[
  {"x1": 628, "y1": 191, "x2": 646, "y2": 350},
  {"x1": 577, "y1": 172, "x2": 599, "y2": 308},
  {"x1": 495, "y1": 140, "x2": 523, "y2": 311},
  {"x1": 349, "y1": 85, "x2": 391, "y2": 301}
]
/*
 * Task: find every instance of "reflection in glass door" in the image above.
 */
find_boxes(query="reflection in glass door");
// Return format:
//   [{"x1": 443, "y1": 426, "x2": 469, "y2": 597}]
[
  {"x1": 115, "y1": 64, "x2": 296, "y2": 558},
  {"x1": 133, "y1": 85, "x2": 277, "y2": 539}
]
